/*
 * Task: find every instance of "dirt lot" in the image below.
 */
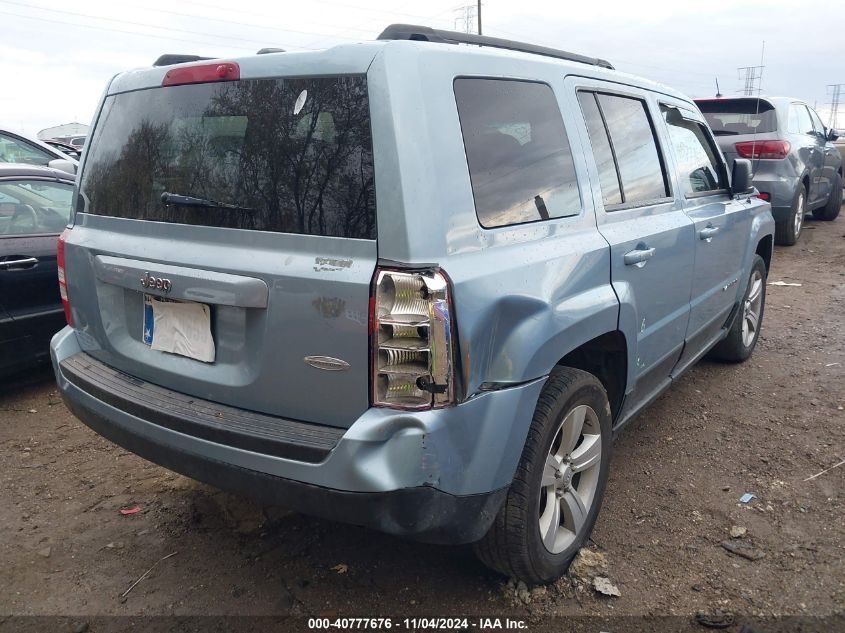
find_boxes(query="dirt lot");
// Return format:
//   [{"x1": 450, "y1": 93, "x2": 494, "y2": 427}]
[{"x1": 1, "y1": 212, "x2": 843, "y2": 629}]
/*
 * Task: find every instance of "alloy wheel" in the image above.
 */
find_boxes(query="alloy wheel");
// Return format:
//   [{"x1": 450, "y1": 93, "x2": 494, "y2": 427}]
[
  {"x1": 741, "y1": 269, "x2": 764, "y2": 348},
  {"x1": 794, "y1": 191, "x2": 805, "y2": 238},
  {"x1": 538, "y1": 404, "x2": 602, "y2": 554}
]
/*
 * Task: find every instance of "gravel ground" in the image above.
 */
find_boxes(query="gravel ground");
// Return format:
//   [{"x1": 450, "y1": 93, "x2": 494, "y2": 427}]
[{"x1": 1, "y1": 211, "x2": 843, "y2": 630}]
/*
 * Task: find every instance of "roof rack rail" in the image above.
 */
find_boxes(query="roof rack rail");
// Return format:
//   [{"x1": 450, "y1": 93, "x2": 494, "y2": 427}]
[
  {"x1": 377, "y1": 24, "x2": 613, "y2": 70},
  {"x1": 257, "y1": 47, "x2": 286, "y2": 54},
  {"x1": 153, "y1": 54, "x2": 212, "y2": 67}
]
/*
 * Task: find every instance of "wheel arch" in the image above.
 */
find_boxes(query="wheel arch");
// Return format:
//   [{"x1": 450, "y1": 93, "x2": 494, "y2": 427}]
[{"x1": 555, "y1": 330, "x2": 628, "y2": 424}]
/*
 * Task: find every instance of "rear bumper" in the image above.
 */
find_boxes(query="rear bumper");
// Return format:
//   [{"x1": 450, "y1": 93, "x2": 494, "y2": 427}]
[
  {"x1": 752, "y1": 173, "x2": 797, "y2": 222},
  {"x1": 51, "y1": 327, "x2": 544, "y2": 543}
]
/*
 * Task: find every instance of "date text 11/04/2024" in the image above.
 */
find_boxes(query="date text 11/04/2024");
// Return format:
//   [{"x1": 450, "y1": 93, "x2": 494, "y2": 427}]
[{"x1": 307, "y1": 618, "x2": 528, "y2": 630}]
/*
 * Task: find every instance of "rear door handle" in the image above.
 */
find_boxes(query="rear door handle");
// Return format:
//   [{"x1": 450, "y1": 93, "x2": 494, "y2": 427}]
[
  {"x1": 624, "y1": 247, "x2": 656, "y2": 267},
  {"x1": 699, "y1": 225, "x2": 720, "y2": 241},
  {"x1": 0, "y1": 256, "x2": 39, "y2": 270}
]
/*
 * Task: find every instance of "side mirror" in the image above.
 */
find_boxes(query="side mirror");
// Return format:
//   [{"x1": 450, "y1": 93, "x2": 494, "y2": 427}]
[
  {"x1": 48, "y1": 158, "x2": 77, "y2": 176},
  {"x1": 827, "y1": 128, "x2": 840, "y2": 142},
  {"x1": 731, "y1": 158, "x2": 754, "y2": 196}
]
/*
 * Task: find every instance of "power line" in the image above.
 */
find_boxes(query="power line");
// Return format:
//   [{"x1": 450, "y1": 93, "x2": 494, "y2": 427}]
[
  {"x1": 169, "y1": 0, "x2": 457, "y2": 25},
  {"x1": 1, "y1": 9, "x2": 269, "y2": 52},
  {"x1": 0, "y1": 0, "x2": 297, "y2": 49}
]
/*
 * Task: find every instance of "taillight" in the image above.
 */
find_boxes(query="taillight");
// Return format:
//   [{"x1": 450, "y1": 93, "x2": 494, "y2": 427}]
[
  {"x1": 371, "y1": 268, "x2": 457, "y2": 409},
  {"x1": 162, "y1": 62, "x2": 239, "y2": 87},
  {"x1": 754, "y1": 192, "x2": 770, "y2": 201},
  {"x1": 57, "y1": 229, "x2": 72, "y2": 326},
  {"x1": 735, "y1": 140, "x2": 790, "y2": 160}
]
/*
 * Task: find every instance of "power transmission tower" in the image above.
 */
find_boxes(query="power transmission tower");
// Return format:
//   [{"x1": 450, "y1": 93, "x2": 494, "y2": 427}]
[
  {"x1": 827, "y1": 84, "x2": 844, "y2": 128},
  {"x1": 454, "y1": 4, "x2": 477, "y2": 34},
  {"x1": 737, "y1": 65, "x2": 764, "y2": 96}
]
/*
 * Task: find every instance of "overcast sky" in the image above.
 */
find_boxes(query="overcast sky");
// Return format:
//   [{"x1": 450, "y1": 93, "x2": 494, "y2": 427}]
[{"x1": 2, "y1": 0, "x2": 843, "y2": 136}]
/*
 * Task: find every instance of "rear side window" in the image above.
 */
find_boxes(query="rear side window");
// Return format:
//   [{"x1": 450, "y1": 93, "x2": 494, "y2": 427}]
[
  {"x1": 661, "y1": 106, "x2": 725, "y2": 195},
  {"x1": 79, "y1": 76, "x2": 376, "y2": 239},
  {"x1": 696, "y1": 98, "x2": 777, "y2": 135},
  {"x1": 454, "y1": 78, "x2": 580, "y2": 228},
  {"x1": 577, "y1": 93, "x2": 622, "y2": 205},
  {"x1": 577, "y1": 91, "x2": 669, "y2": 207}
]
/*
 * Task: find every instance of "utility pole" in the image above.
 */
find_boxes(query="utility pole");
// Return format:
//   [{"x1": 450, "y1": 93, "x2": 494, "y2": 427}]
[
  {"x1": 737, "y1": 65, "x2": 764, "y2": 96},
  {"x1": 827, "y1": 84, "x2": 844, "y2": 128},
  {"x1": 477, "y1": 0, "x2": 482, "y2": 35}
]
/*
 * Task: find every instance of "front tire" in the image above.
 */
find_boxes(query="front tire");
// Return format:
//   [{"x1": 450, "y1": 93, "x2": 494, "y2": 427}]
[
  {"x1": 812, "y1": 172, "x2": 842, "y2": 221},
  {"x1": 708, "y1": 255, "x2": 767, "y2": 363},
  {"x1": 775, "y1": 183, "x2": 806, "y2": 246},
  {"x1": 474, "y1": 367, "x2": 612, "y2": 585}
]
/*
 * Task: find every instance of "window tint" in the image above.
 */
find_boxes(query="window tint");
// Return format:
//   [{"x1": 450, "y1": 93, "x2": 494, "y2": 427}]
[
  {"x1": 661, "y1": 106, "x2": 724, "y2": 195},
  {"x1": 788, "y1": 105, "x2": 814, "y2": 135},
  {"x1": 808, "y1": 108, "x2": 826, "y2": 135},
  {"x1": 454, "y1": 78, "x2": 580, "y2": 228},
  {"x1": 0, "y1": 180, "x2": 73, "y2": 235},
  {"x1": 577, "y1": 92, "x2": 622, "y2": 205},
  {"x1": 596, "y1": 93, "x2": 668, "y2": 204},
  {"x1": 0, "y1": 134, "x2": 53, "y2": 166},
  {"x1": 79, "y1": 76, "x2": 376, "y2": 239},
  {"x1": 696, "y1": 98, "x2": 777, "y2": 135}
]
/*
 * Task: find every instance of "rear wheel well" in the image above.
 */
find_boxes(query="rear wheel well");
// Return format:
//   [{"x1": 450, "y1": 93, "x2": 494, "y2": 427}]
[
  {"x1": 556, "y1": 331, "x2": 627, "y2": 423},
  {"x1": 756, "y1": 234, "x2": 773, "y2": 273}
]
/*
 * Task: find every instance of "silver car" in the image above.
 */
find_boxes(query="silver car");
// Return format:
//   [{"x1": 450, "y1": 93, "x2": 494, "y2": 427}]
[
  {"x1": 51, "y1": 25, "x2": 774, "y2": 584},
  {"x1": 696, "y1": 96, "x2": 842, "y2": 245}
]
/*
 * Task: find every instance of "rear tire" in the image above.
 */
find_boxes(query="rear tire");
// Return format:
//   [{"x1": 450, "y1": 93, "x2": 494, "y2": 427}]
[
  {"x1": 775, "y1": 183, "x2": 806, "y2": 246},
  {"x1": 473, "y1": 367, "x2": 612, "y2": 585},
  {"x1": 708, "y1": 255, "x2": 767, "y2": 363},
  {"x1": 812, "y1": 173, "x2": 842, "y2": 221}
]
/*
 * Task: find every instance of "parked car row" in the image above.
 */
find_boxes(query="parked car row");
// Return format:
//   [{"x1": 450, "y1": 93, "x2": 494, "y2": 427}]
[
  {"x1": 695, "y1": 96, "x2": 842, "y2": 245},
  {"x1": 48, "y1": 25, "x2": 779, "y2": 585}
]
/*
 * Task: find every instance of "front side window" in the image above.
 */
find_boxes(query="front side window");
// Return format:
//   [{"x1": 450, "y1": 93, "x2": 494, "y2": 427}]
[
  {"x1": 454, "y1": 78, "x2": 581, "y2": 228},
  {"x1": 0, "y1": 180, "x2": 73, "y2": 235},
  {"x1": 788, "y1": 105, "x2": 814, "y2": 135},
  {"x1": 661, "y1": 106, "x2": 725, "y2": 195},
  {"x1": 79, "y1": 76, "x2": 376, "y2": 239},
  {"x1": 808, "y1": 108, "x2": 826, "y2": 136},
  {"x1": 0, "y1": 134, "x2": 53, "y2": 166}
]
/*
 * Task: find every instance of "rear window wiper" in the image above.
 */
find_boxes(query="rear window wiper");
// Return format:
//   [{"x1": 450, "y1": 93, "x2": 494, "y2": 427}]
[
  {"x1": 712, "y1": 130, "x2": 740, "y2": 136},
  {"x1": 160, "y1": 191, "x2": 253, "y2": 211}
]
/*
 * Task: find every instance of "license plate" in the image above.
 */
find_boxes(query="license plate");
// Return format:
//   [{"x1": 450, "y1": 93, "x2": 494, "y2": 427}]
[{"x1": 143, "y1": 294, "x2": 215, "y2": 363}]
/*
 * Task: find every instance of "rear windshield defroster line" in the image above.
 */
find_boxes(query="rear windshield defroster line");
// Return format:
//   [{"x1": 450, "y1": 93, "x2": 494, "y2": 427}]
[{"x1": 79, "y1": 75, "x2": 377, "y2": 239}]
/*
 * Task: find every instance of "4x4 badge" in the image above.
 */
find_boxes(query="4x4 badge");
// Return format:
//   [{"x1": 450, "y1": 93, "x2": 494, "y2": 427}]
[{"x1": 141, "y1": 272, "x2": 172, "y2": 293}]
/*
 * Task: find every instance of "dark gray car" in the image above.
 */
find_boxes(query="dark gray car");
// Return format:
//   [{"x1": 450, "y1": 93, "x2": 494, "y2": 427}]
[
  {"x1": 0, "y1": 164, "x2": 75, "y2": 375},
  {"x1": 696, "y1": 97, "x2": 842, "y2": 245}
]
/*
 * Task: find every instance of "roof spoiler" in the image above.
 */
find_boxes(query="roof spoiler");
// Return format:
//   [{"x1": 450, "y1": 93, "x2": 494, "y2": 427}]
[
  {"x1": 377, "y1": 24, "x2": 613, "y2": 70},
  {"x1": 153, "y1": 54, "x2": 213, "y2": 67}
]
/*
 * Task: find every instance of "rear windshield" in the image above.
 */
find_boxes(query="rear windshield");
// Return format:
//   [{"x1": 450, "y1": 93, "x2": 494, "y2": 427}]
[
  {"x1": 79, "y1": 75, "x2": 376, "y2": 239},
  {"x1": 696, "y1": 98, "x2": 777, "y2": 135}
]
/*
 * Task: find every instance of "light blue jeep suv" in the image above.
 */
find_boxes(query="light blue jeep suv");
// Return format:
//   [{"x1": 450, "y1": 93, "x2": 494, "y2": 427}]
[{"x1": 50, "y1": 25, "x2": 775, "y2": 584}]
